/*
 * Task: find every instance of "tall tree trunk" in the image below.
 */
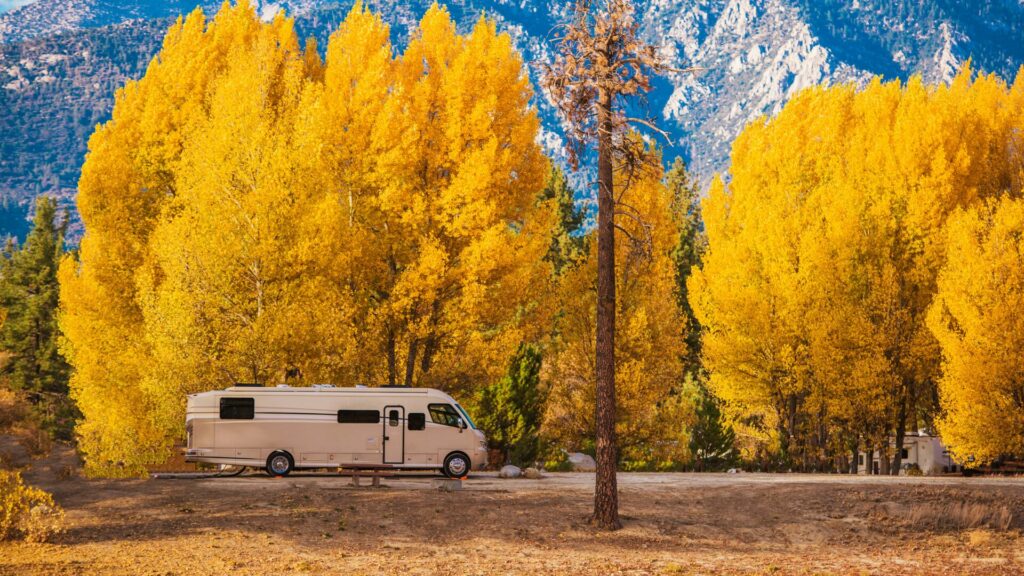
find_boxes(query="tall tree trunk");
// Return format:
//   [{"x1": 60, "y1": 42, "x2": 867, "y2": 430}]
[
  {"x1": 386, "y1": 327, "x2": 397, "y2": 387},
  {"x1": 592, "y1": 87, "x2": 620, "y2": 530},
  {"x1": 890, "y1": 378, "x2": 911, "y2": 475},
  {"x1": 404, "y1": 339, "x2": 419, "y2": 387},
  {"x1": 850, "y1": 439, "x2": 859, "y2": 475}
]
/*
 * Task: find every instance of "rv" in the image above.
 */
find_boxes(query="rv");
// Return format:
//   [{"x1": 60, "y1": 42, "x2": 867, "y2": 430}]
[{"x1": 184, "y1": 385, "x2": 488, "y2": 477}]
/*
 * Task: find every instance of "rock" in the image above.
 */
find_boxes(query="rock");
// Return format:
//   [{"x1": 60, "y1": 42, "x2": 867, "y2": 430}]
[
  {"x1": 567, "y1": 452, "x2": 597, "y2": 472},
  {"x1": 433, "y1": 478, "x2": 462, "y2": 492},
  {"x1": 498, "y1": 465, "x2": 522, "y2": 479},
  {"x1": 523, "y1": 467, "x2": 544, "y2": 479}
]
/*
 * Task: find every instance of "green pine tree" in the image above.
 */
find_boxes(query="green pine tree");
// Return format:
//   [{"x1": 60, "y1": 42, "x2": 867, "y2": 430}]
[
  {"x1": 476, "y1": 343, "x2": 546, "y2": 467},
  {"x1": 539, "y1": 166, "x2": 586, "y2": 275},
  {"x1": 666, "y1": 157, "x2": 705, "y2": 378},
  {"x1": 665, "y1": 158, "x2": 736, "y2": 470},
  {"x1": 688, "y1": 377, "x2": 736, "y2": 471},
  {"x1": 0, "y1": 197, "x2": 73, "y2": 438}
]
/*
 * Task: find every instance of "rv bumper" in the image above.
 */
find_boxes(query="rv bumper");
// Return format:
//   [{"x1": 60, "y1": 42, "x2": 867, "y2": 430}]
[{"x1": 472, "y1": 446, "x2": 488, "y2": 470}]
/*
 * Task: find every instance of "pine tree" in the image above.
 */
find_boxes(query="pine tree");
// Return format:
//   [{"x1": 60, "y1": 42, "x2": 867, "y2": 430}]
[
  {"x1": 542, "y1": 0, "x2": 674, "y2": 530},
  {"x1": 476, "y1": 343, "x2": 545, "y2": 466},
  {"x1": 688, "y1": 377, "x2": 735, "y2": 471},
  {"x1": 666, "y1": 157, "x2": 704, "y2": 378},
  {"x1": 0, "y1": 197, "x2": 71, "y2": 437},
  {"x1": 539, "y1": 166, "x2": 586, "y2": 275}
]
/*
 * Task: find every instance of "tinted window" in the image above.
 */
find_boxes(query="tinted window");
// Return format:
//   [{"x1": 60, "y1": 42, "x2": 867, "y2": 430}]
[
  {"x1": 389, "y1": 409, "x2": 400, "y2": 426},
  {"x1": 338, "y1": 410, "x2": 380, "y2": 424},
  {"x1": 428, "y1": 403, "x2": 461, "y2": 427},
  {"x1": 220, "y1": 397, "x2": 254, "y2": 420},
  {"x1": 408, "y1": 413, "x2": 425, "y2": 431}
]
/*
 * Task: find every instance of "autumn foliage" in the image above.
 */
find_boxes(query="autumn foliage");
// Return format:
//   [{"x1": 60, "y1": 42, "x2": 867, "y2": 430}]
[
  {"x1": 692, "y1": 67, "x2": 1024, "y2": 469},
  {"x1": 59, "y1": 1, "x2": 558, "y2": 475}
]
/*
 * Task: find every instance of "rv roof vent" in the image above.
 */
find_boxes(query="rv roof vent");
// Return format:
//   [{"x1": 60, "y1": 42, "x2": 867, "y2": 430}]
[
  {"x1": 312, "y1": 384, "x2": 335, "y2": 389},
  {"x1": 355, "y1": 384, "x2": 367, "y2": 389},
  {"x1": 276, "y1": 384, "x2": 290, "y2": 388}
]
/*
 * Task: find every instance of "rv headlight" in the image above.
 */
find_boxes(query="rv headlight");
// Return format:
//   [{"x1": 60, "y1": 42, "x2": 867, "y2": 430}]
[{"x1": 479, "y1": 439, "x2": 487, "y2": 448}]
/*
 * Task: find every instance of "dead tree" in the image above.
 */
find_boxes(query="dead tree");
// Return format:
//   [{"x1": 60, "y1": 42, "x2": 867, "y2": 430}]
[{"x1": 542, "y1": 0, "x2": 687, "y2": 530}]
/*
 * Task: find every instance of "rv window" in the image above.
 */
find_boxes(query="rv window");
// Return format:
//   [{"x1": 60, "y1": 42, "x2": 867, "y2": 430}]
[
  {"x1": 408, "y1": 413, "x2": 425, "y2": 431},
  {"x1": 389, "y1": 409, "x2": 400, "y2": 426},
  {"x1": 337, "y1": 410, "x2": 380, "y2": 424},
  {"x1": 428, "y1": 404, "x2": 461, "y2": 427},
  {"x1": 220, "y1": 397, "x2": 254, "y2": 420}
]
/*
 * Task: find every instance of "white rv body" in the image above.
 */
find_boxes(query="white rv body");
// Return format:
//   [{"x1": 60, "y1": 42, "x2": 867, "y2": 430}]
[{"x1": 184, "y1": 385, "x2": 487, "y2": 476}]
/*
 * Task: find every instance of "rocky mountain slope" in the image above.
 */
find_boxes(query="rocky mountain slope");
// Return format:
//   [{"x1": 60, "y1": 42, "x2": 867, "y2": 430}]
[{"x1": 1, "y1": 0, "x2": 1022, "y2": 237}]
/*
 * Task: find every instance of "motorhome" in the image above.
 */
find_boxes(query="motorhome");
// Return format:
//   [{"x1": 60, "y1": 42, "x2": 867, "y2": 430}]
[{"x1": 184, "y1": 384, "x2": 488, "y2": 477}]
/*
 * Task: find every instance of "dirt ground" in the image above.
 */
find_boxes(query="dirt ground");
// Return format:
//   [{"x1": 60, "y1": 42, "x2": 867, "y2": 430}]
[{"x1": 3, "y1": 453, "x2": 1024, "y2": 576}]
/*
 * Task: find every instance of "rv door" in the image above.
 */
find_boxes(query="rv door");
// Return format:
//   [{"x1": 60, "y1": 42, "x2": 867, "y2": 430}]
[{"x1": 383, "y1": 405, "x2": 405, "y2": 464}]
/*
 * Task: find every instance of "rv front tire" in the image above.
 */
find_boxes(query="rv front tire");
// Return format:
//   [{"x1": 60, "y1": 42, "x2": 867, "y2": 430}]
[
  {"x1": 443, "y1": 452, "x2": 470, "y2": 478},
  {"x1": 266, "y1": 451, "x2": 294, "y2": 477}
]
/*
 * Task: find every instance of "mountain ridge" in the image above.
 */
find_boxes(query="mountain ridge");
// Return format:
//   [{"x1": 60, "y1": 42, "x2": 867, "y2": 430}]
[{"x1": 1, "y1": 0, "x2": 1022, "y2": 237}]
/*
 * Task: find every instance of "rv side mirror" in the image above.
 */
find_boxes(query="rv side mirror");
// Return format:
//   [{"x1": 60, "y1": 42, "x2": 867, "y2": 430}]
[{"x1": 457, "y1": 417, "x2": 466, "y2": 431}]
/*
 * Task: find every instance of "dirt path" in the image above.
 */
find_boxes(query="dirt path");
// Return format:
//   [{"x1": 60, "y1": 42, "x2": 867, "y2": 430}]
[{"x1": 2, "y1": 470, "x2": 1023, "y2": 575}]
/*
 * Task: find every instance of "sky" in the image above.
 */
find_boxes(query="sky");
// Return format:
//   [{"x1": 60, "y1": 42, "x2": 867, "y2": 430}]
[{"x1": 0, "y1": 0, "x2": 33, "y2": 14}]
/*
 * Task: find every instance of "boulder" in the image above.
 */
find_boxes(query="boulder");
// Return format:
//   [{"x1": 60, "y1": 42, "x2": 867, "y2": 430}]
[
  {"x1": 567, "y1": 452, "x2": 597, "y2": 472},
  {"x1": 523, "y1": 467, "x2": 544, "y2": 479},
  {"x1": 498, "y1": 465, "x2": 522, "y2": 479}
]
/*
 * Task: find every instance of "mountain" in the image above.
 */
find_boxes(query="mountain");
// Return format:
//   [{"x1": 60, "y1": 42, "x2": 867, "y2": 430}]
[{"x1": 1, "y1": 0, "x2": 1023, "y2": 238}]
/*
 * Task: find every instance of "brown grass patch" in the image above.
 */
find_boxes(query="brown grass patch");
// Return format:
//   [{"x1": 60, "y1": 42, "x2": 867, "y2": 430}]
[{"x1": 907, "y1": 501, "x2": 1014, "y2": 531}]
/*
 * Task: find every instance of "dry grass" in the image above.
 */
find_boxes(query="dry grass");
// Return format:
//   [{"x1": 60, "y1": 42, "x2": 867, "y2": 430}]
[
  {"x1": 908, "y1": 501, "x2": 1014, "y2": 531},
  {"x1": 1, "y1": 471, "x2": 1023, "y2": 575}
]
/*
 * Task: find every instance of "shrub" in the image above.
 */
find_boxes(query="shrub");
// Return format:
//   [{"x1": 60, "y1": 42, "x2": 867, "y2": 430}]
[{"x1": 0, "y1": 470, "x2": 65, "y2": 542}]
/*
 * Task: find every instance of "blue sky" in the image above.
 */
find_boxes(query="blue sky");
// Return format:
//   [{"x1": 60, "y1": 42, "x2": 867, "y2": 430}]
[{"x1": 0, "y1": 0, "x2": 33, "y2": 14}]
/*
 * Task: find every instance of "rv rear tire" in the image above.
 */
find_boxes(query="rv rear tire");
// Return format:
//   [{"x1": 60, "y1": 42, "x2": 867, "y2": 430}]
[
  {"x1": 266, "y1": 451, "x2": 294, "y2": 477},
  {"x1": 442, "y1": 452, "x2": 470, "y2": 478}
]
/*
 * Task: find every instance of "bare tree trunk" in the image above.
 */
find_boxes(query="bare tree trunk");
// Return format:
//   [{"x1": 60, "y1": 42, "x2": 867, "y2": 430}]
[
  {"x1": 890, "y1": 378, "x2": 910, "y2": 475},
  {"x1": 404, "y1": 339, "x2": 418, "y2": 387},
  {"x1": 592, "y1": 87, "x2": 620, "y2": 530},
  {"x1": 850, "y1": 440, "x2": 859, "y2": 475},
  {"x1": 386, "y1": 328, "x2": 397, "y2": 387}
]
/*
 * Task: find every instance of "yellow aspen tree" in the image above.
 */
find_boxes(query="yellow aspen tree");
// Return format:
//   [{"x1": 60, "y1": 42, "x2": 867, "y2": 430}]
[
  {"x1": 59, "y1": 1, "x2": 277, "y2": 476},
  {"x1": 691, "y1": 65, "x2": 1024, "y2": 471},
  {"x1": 60, "y1": 1, "x2": 557, "y2": 474},
  {"x1": 360, "y1": 4, "x2": 554, "y2": 395},
  {"x1": 136, "y1": 9, "x2": 331, "y2": 442},
  {"x1": 929, "y1": 197, "x2": 1024, "y2": 464}
]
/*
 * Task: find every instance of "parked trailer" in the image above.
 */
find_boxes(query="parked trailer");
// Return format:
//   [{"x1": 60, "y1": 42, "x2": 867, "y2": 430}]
[{"x1": 184, "y1": 385, "x2": 488, "y2": 477}]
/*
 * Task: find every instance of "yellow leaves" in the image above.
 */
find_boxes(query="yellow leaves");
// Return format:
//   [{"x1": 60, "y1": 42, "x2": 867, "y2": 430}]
[
  {"x1": 61, "y1": 1, "x2": 554, "y2": 473},
  {"x1": 929, "y1": 197, "x2": 1024, "y2": 464},
  {"x1": 693, "y1": 64, "x2": 1024, "y2": 464}
]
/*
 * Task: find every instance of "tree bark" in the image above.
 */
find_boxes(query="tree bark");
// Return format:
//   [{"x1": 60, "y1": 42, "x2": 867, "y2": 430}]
[
  {"x1": 850, "y1": 439, "x2": 859, "y2": 475},
  {"x1": 592, "y1": 86, "x2": 620, "y2": 530},
  {"x1": 404, "y1": 339, "x2": 418, "y2": 387},
  {"x1": 386, "y1": 327, "x2": 397, "y2": 387},
  {"x1": 890, "y1": 378, "x2": 910, "y2": 475}
]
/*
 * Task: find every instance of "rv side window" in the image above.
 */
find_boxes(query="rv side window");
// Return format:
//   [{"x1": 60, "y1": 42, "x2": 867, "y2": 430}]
[
  {"x1": 428, "y1": 403, "x2": 461, "y2": 427},
  {"x1": 337, "y1": 410, "x2": 380, "y2": 424},
  {"x1": 220, "y1": 397, "x2": 254, "y2": 420},
  {"x1": 408, "y1": 413, "x2": 425, "y2": 431}
]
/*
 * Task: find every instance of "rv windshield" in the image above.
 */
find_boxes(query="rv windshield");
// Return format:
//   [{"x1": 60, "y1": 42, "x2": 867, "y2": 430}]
[
  {"x1": 454, "y1": 403, "x2": 476, "y2": 429},
  {"x1": 428, "y1": 403, "x2": 477, "y2": 429}
]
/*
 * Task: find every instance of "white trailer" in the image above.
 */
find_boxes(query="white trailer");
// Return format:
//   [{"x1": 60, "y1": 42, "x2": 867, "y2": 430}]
[{"x1": 184, "y1": 385, "x2": 488, "y2": 477}]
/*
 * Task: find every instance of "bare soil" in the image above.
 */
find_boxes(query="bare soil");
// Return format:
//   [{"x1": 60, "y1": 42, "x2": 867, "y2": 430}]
[{"x1": 3, "y1": 452, "x2": 1024, "y2": 575}]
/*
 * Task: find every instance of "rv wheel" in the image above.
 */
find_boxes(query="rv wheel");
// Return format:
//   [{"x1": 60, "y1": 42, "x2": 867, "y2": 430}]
[
  {"x1": 442, "y1": 452, "x2": 470, "y2": 478},
  {"x1": 266, "y1": 451, "x2": 294, "y2": 477}
]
